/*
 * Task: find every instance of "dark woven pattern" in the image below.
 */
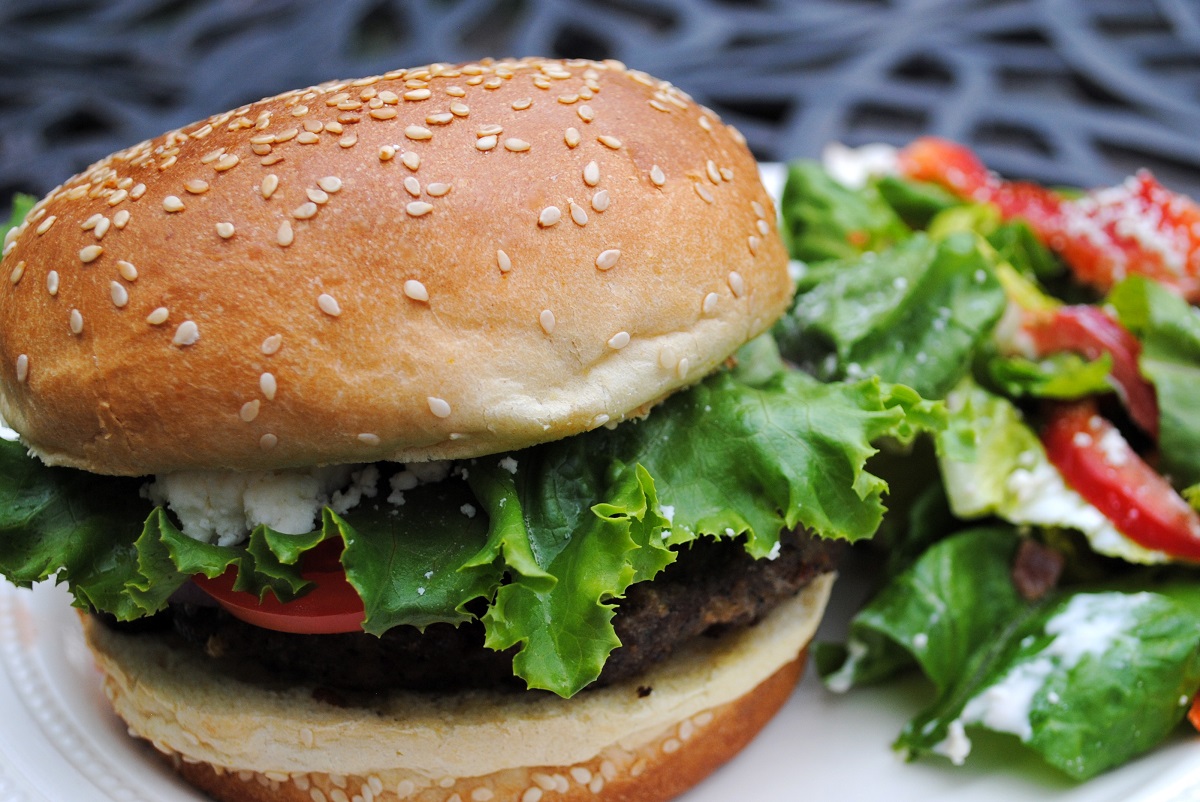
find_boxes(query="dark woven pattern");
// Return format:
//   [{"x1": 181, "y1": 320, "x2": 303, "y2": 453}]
[{"x1": 2, "y1": 0, "x2": 1199, "y2": 214}]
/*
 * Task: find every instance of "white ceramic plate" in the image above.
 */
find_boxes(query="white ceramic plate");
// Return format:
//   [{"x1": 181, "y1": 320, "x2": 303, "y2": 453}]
[{"x1": 3, "y1": 579, "x2": 1200, "y2": 802}]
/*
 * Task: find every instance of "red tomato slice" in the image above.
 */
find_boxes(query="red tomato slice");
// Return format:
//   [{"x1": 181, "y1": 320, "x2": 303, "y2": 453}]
[
  {"x1": 1022, "y1": 305, "x2": 1159, "y2": 438},
  {"x1": 1041, "y1": 399, "x2": 1200, "y2": 561},
  {"x1": 898, "y1": 138, "x2": 1200, "y2": 300},
  {"x1": 192, "y1": 540, "x2": 365, "y2": 634}
]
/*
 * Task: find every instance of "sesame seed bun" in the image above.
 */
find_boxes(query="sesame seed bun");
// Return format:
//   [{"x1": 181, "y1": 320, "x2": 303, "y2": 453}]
[
  {"x1": 0, "y1": 57, "x2": 788, "y2": 476},
  {"x1": 83, "y1": 573, "x2": 832, "y2": 802}
]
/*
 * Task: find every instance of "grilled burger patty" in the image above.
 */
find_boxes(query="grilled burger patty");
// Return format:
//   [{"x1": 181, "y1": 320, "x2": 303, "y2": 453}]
[{"x1": 98, "y1": 528, "x2": 839, "y2": 695}]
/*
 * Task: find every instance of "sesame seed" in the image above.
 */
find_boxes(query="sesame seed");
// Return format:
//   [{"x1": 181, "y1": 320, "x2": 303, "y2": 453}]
[
  {"x1": 497, "y1": 249, "x2": 512, "y2": 272},
  {"x1": 747, "y1": 235, "x2": 760, "y2": 254},
  {"x1": 82, "y1": 213, "x2": 103, "y2": 231},
  {"x1": 728, "y1": 271, "x2": 745, "y2": 297},
  {"x1": 538, "y1": 206, "x2": 561, "y2": 227},
  {"x1": 69, "y1": 309, "x2": 83, "y2": 335},
  {"x1": 512, "y1": 98, "x2": 532, "y2": 110},
  {"x1": 404, "y1": 279, "x2": 429, "y2": 301},
  {"x1": 130, "y1": 183, "x2": 146, "y2": 199},
  {"x1": 339, "y1": 135, "x2": 358, "y2": 148},
  {"x1": 200, "y1": 147, "x2": 225, "y2": 164},
  {"x1": 261, "y1": 333, "x2": 282, "y2": 354},
  {"x1": 317, "y1": 293, "x2": 342, "y2": 316},
  {"x1": 476, "y1": 135, "x2": 498, "y2": 151},
  {"x1": 649, "y1": 165, "x2": 666, "y2": 187},
  {"x1": 699, "y1": 116, "x2": 713, "y2": 132},
  {"x1": 450, "y1": 102, "x2": 470, "y2": 117},
  {"x1": 570, "y1": 768, "x2": 592, "y2": 785},
  {"x1": 406, "y1": 201, "x2": 433, "y2": 217},
  {"x1": 297, "y1": 131, "x2": 320, "y2": 144},
  {"x1": 318, "y1": 176, "x2": 343, "y2": 193},
  {"x1": 676, "y1": 356, "x2": 689, "y2": 379},
  {"x1": 522, "y1": 789, "x2": 543, "y2": 802},
  {"x1": 293, "y1": 202, "x2": 318, "y2": 220},
  {"x1": 564, "y1": 128, "x2": 581, "y2": 148},
  {"x1": 291, "y1": 104, "x2": 309, "y2": 117},
  {"x1": 93, "y1": 218, "x2": 111, "y2": 239},
  {"x1": 261, "y1": 154, "x2": 285, "y2": 166},
  {"x1": 426, "y1": 182, "x2": 451, "y2": 197},
  {"x1": 706, "y1": 160, "x2": 721, "y2": 184},
  {"x1": 107, "y1": 189, "x2": 129, "y2": 206},
  {"x1": 404, "y1": 177, "x2": 421, "y2": 197},
  {"x1": 583, "y1": 161, "x2": 600, "y2": 186},
  {"x1": 307, "y1": 188, "x2": 329, "y2": 204},
  {"x1": 358, "y1": 433, "x2": 381, "y2": 446},
  {"x1": 427, "y1": 397, "x2": 452, "y2": 418},
  {"x1": 110, "y1": 281, "x2": 129, "y2": 308},
  {"x1": 214, "y1": 154, "x2": 240, "y2": 171},
  {"x1": 369, "y1": 107, "x2": 398, "y2": 121},
  {"x1": 608, "y1": 331, "x2": 630, "y2": 349},
  {"x1": 36, "y1": 216, "x2": 56, "y2": 235},
  {"x1": 15, "y1": 354, "x2": 28, "y2": 382},
  {"x1": 163, "y1": 196, "x2": 185, "y2": 212},
  {"x1": 471, "y1": 789, "x2": 494, "y2": 802},
  {"x1": 173, "y1": 320, "x2": 199, "y2": 346},
  {"x1": 752, "y1": 200, "x2": 766, "y2": 219},
  {"x1": 597, "y1": 135, "x2": 622, "y2": 149},
  {"x1": 277, "y1": 220, "x2": 294, "y2": 246},
  {"x1": 558, "y1": 94, "x2": 579, "y2": 105},
  {"x1": 569, "y1": 201, "x2": 588, "y2": 226},
  {"x1": 8, "y1": 261, "x2": 24, "y2": 284},
  {"x1": 504, "y1": 138, "x2": 530, "y2": 152},
  {"x1": 532, "y1": 774, "x2": 557, "y2": 792},
  {"x1": 117, "y1": 260, "x2": 138, "y2": 281},
  {"x1": 592, "y1": 413, "x2": 610, "y2": 427},
  {"x1": 46, "y1": 271, "x2": 59, "y2": 295},
  {"x1": 484, "y1": 76, "x2": 503, "y2": 90},
  {"x1": 702, "y1": 292, "x2": 719, "y2": 315},
  {"x1": 595, "y1": 248, "x2": 620, "y2": 270},
  {"x1": 404, "y1": 89, "x2": 432, "y2": 101},
  {"x1": 113, "y1": 209, "x2": 130, "y2": 228},
  {"x1": 402, "y1": 151, "x2": 421, "y2": 170},
  {"x1": 694, "y1": 183, "x2": 714, "y2": 203},
  {"x1": 185, "y1": 179, "x2": 209, "y2": 194},
  {"x1": 260, "y1": 372, "x2": 277, "y2": 400},
  {"x1": 79, "y1": 245, "x2": 104, "y2": 263},
  {"x1": 591, "y1": 190, "x2": 610, "y2": 212},
  {"x1": 426, "y1": 112, "x2": 453, "y2": 125},
  {"x1": 240, "y1": 400, "x2": 261, "y2": 422},
  {"x1": 146, "y1": 307, "x2": 169, "y2": 325},
  {"x1": 275, "y1": 128, "x2": 298, "y2": 142},
  {"x1": 720, "y1": 167, "x2": 734, "y2": 181},
  {"x1": 539, "y1": 309, "x2": 556, "y2": 334},
  {"x1": 756, "y1": 218, "x2": 770, "y2": 236},
  {"x1": 260, "y1": 433, "x2": 278, "y2": 450},
  {"x1": 379, "y1": 145, "x2": 396, "y2": 161},
  {"x1": 648, "y1": 100, "x2": 670, "y2": 113},
  {"x1": 577, "y1": 105, "x2": 596, "y2": 123},
  {"x1": 405, "y1": 125, "x2": 433, "y2": 140}
]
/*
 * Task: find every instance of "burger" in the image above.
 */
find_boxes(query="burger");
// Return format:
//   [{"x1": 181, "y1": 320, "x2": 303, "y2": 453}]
[{"x1": 0, "y1": 58, "x2": 927, "y2": 802}]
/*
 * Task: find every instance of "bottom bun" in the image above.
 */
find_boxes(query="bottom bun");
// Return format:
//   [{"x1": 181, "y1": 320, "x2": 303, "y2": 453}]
[{"x1": 83, "y1": 573, "x2": 834, "y2": 802}]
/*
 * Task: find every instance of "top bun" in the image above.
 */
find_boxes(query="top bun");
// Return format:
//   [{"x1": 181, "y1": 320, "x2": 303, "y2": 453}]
[{"x1": 0, "y1": 58, "x2": 788, "y2": 476}]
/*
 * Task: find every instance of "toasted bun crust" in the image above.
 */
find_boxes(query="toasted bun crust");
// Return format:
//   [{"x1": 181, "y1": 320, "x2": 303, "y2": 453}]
[
  {"x1": 82, "y1": 574, "x2": 833, "y2": 802},
  {"x1": 0, "y1": 58, "x2": 788, "y2": 476}
]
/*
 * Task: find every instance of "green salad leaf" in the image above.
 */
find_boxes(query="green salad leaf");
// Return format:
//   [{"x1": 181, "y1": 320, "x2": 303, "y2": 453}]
[
  {"x1": 778, "y1": 160, "x2": 910, "y2": 262},
  {"x1": 775, "y1": 232, "x2": 1006, "y2": 399},
  {"x1": 1108, "y1": 275, "x2": 1200, "y2": 488}
]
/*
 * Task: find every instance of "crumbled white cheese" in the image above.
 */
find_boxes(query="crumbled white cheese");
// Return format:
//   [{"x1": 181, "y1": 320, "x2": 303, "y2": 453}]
[
  {"x1": 821, "y1": 141, "x2": 899, "y2": 189},
  {"x1": 498, "y1": 456, "x2": 519, "y2": 474},
  {"x1": 388, "y1": 460, "x2": 452, "y2": 506},
  {"x1": 932, "y1": 719, "x2": 972, "y2": 766},
  {"x1": 330, "y1": 465, "x2": 380, "y2": 515},
  {"x1": 145, "y1": 465, "x2": 356, "y2": 546}
]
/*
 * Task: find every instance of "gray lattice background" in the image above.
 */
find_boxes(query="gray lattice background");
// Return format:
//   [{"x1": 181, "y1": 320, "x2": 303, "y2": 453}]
[{"x1": 2, "y1": 0, "x2": 1199, "y2": 217}]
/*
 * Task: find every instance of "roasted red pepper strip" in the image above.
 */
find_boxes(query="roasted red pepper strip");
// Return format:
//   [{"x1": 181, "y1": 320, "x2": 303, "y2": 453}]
[
  {"x1": 1022, "y1": 305, "x2": 1159, "y2": 438},
  {"x1": 1041, "y1": 400, "x2": 1200, "y2": 561},
  {"x1": 899, "y1": 138, "x2": 1200, "y2": 301}
]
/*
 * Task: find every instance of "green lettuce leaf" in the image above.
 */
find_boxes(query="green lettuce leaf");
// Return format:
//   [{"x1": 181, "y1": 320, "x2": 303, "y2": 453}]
[
  {"x1": 779, "y1": 161, "x2": 911, "y2": 262},
  {"x1": 1107, "y1": 275, "x2": 1200, "y2": 488},
  {"x1": 775, "y1": 232, "x2": 1006, "y2": 399},
  {"x1": 983, "y1": 351, "x2": 1114, "y2": 400},
  {"x1": 0, "y1": 355, "x2": 944, "y2": 697},
  {"x1": 898, "y1": 585, "x2": 1200, "y2": 780}
]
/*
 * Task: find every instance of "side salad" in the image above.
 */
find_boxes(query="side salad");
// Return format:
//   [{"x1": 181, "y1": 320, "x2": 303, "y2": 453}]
[{"x1": 778, "y1": 138, "x2": 1200, "y2": 781}]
